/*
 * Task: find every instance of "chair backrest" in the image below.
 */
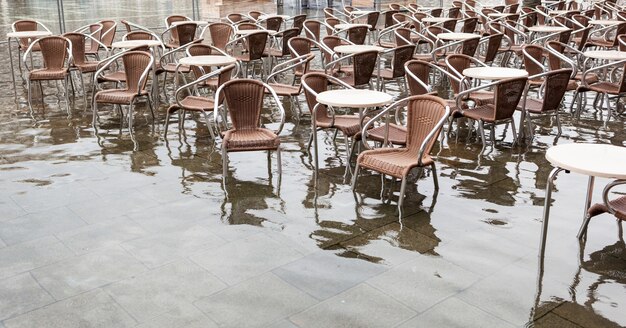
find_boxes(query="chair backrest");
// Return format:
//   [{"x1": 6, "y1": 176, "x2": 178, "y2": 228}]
[
  {"x1": 63, "y1": 32, "x2": 87, "y2": 65},
  {"x1": 430, "y1": 8, "x2": 443, "y2": 17},
  {"x1": 523, "y1": 44, "x2": 545, "y2": 76},
  {"x1": 38, "y1": 36, "x2": 70, "y2": 70},
  {"x1": 404, "y1": 95, "x2": 449, "y2": 154},
  {"x1": 545, "y1": 41, "x2": 565, "y2": 70},
  {"x1": 125, "y1": 31, "x2": 155, "y2": 40},
  {"x1": 389, "y1": 3, "x2": 401, "y2": 10},
  {"x1": 391, "y1": 45, "x2": 416, "y2": 78},
  {"x1": 237, "y1": 22, "x2": 258, "y2": 30},
  {"x1": 442, "y1": 19, "x2": 457, "y2": 31},
  {"x1": 248, "y1": 11, "x2": 262, "y2": 20},
  {"x1": 538, "y1": 68, "x2": 573, "y2": 112},
  {"x1": 383, "y1": 10, "x2": 399, "y2": 28},
  {"x1": 289, "y1": 37, "x2": 313, "y2": 57},
  {"x1": 326, "y1": 18, "x2": 340, "y2": 35},
  {"x1": 612, "y1": 23, "x2": 626, "y2": 46},
  {"x1": 227, "y1": 13, "x2": 246, "y2": 24},
  {"x1": 395, "y1": 27, "x2": 412, "y2": 46},
  {"x1": 277, "y1": 28, "x2": 300, "y2": 56},
  {"x1": 461, "y1": 17, "x2": 478, "y2": 33},
  {"x1": 351, "y1": 50, "x2": 379, "y2": 86},
  {"x1": 246, "y1": 31, "x2": 269, "y2": 60},
  {"x1": 166, "y1": 15, "x2": 189, "y2": 43},
  {"x1": 87, "y1": 24, "x2": 102, "y2": 53},
  {"x1": 446, "y1": 54, "x2": 472, "y2": 94},
  {"x1": 264, "y1": 16, "x2": 284, "y2": 32},
  {"x1": 187, "y1": 44, "x2": 215, "y2": 78},
  {"x1": 304, "y1": 20, "x2": 321, "y2": 41},
  {"x1": 13, "y1": 20, "x2": 38, "y2": 48},
  {"x1": 322, "y1": 35, "x2": 342, "y2": 63},
  {"x1": 121, "y1": 20, "x2": 132, "y2": 33},
  {"x1": 99, "y1": 20, "x2": 116, "y2": 47},
  {"x1": 208, "y1": 23, "x2": 232, "y2": 50},
  {"x1": 572, "y1": 26, "x2": 591, "y2": 50},
  {"x1": 302, "y1": 72, "x2": 332, "y2": 121},
  {"x1": 366, "y1": 11, "x2": 381, "y2": 31},
  {"x1": 460, "y1": 37, "x2": 480, "y2": 57},
  {"x1": 221, "y1": 79, "x2": 266, "y2": 130},
  {"x1": 347, "y1": 25, "x2": 368, "y2": 44},
  {"x1": 174, "y1": 22, "x2": 198, "y2": 46},
  {"x1": 482, "y1": 33, "x2": 504, "y2": 64},
  {"x1": 449, "y1": 7, "x2": 461, "y2": 18},
  {"x1": 122, "y1": 51, "x2": 153, "y2": 93},
  {"x1": 493, "y1": 76, "x2": 528, "y2": 120},
  {"x1": 292, "y1": 14, "x2": 307, "y2": 33},
  {"x1": 405, "y1": 60, "x2": 431, "y2": 95}
]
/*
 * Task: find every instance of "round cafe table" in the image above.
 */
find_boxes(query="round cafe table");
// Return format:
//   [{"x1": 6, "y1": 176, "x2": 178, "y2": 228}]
[
  {"x1": 6, "y1": 30, "x2": 53, "y2": 102},
  {"x1": 539, "y1": 143, "x2": 626, "y2": 260},
  {"x1": 438, "y1": 32, "x2": 480, "y2": 41},
  {"x1": 334, "y1": 45, "x2": 384, "y2": 54},
  {"x1": 528, "y1": 25, "x2": 570, "y2": 33},
  {"x1": 583, "y1": 50, "x2": 626, "y2": 61},
  {"x1": 422, "y1": 17, "x2": 455, "y2": 24},
  {"x1": 171, "y1": 20, "x2": 208, "y2": 26},
  {"x1": 463, "y1": 67, "x2": 529, "y2": 80},
  {"x1": 234, "y1": 29, "x2": 276, "y2": 36},
  {"x1": 588, "y1": 19, "x2": 620, "y2": 26},
  {"x1": 334, "y1": 23, "x2": 371, "y2": 30},
  {"x1": 178, "y1": 55, "x2": 237, "y2": 67},
  {"x1": 488, "y1": 13, "x2": 513, "y2": 19},
  {"x1": 258, "y1": 14, "x2": 290, "y2": 20},
  {"x1": 311, "y1": 89, "x2": 393, "y2": 174}
]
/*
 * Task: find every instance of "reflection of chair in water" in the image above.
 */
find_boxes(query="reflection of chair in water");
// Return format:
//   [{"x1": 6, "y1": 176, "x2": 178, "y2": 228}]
[{"x1": 220, "y1": 178, "x2": 284, "y2": 227}]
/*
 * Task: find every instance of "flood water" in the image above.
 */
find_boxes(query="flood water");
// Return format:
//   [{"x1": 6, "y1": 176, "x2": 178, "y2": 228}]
[{"x1": 0, "y1": 0, "x2": 625, "y2": 327}]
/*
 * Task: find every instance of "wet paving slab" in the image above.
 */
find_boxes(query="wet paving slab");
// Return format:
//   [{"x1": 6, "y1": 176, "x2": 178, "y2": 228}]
[{"x1": 0, "y1": 0, "x2": 626, "y2": 327}]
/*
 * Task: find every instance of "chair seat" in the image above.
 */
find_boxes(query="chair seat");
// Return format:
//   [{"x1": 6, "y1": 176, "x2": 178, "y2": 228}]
[
  {"x1": 157, "y1": 63, "x2": 190, "y2": 74},
  {"x1": 266, "y1": 83, "x2": 300, "y2": 96},
  {"x1": 456, "y1": 104, "x2": 497, "y2": 122},
  {"x1": 378, "y1": 41, "x2": 396, "y2": 48},
  {"x1": 516, "y1": 98, "x2": 546, "y2": 114},
  {"x1": 357, "y1": 148, "x2": 433, "y2": 179},
  {"x1": 574, "y1": 72, "x2": 599, "y2": 84},
  {"x1": 222, "y1": 128, "x2": 280, "y2": 151},
  {"x1": 373, "y1": 68, "x2": 401, "y2": 80},
  {"x1": 235, "y1": 53, "x2": 262, "y2": 62},
  {"x1": 467, "y1": 91, "x2": 494, "y2": 105},
  {"x1": 95, "y1": 89, "x2": 148, "y2": 104},
  {"x1": 263, "y1": 48, "x2": 286, "y2": 57},
  {"x1": 100, "y1": 71, "x2": 126, "y2": 83},
  {"x1": 29, "y1": 68, "x2": 68, "y2": 81},
  {"x1": 580, "y1": 81, "x2": 622, "y2": 95},
  {"x1": 586, "y1": 38, "x2": 614, "y2": 48},
  {"x1": 588, "y1": 196, "x2": 626, "y2": 221},
  {"x1": 74, "y1": 61, "x2": 100, "y2": 73},
  {"x1": 170, "y1": 96, "x2": 215, "y2": 112},
  {"x1": 316, "y1": 114, "x2": 368, "y2": 137},
  {"x1": 356, "y1": 123, "x2": 407, "y2": 145},
  {"x1": 413, "y1": 53, "x2": 434, "y2": 61}
]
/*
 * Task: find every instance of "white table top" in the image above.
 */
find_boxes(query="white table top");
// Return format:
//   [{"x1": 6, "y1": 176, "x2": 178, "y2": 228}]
[
  {"x1": 463, "y1": 67, "x2": 529, "y2": 80},
  {"x1": 584, "y1": 50, "x2": 626, "y2": 60},
  {"x1": 234, "y1": 29, "x2": 275, "y2": 35},
  {"x1": 417, "y1": 7, "x2": 440, "y2": 11},
  {"x1": 7, "y1": 30, "x2": 52, "y2": 38},
  {"x1": 316, "y1": 89, "x2": 393, "y2": 108},
  {"x1": 422, "y1": 17, "x2": 455, "y2": 23},
  {"x1": 258, "y1": 14, "x2": 290, "y2": 20},
  {"x1": 546, "y1": 143, "x2": 626, "y2": 179},
  {"x1": 589, "y1": 19, "x2": 621, "y2": 25},
  {"x1": 334, "y1": 44, "x2": 384, "y2": 54},
  {"x1": 178, "y1": 55, "x2": 237, "y2": 66},
  {"x1": 112, "y1": 40, "x2": 163, "y2": 48},
  {"x1": 488, "y1": 13, "x2": 513, "y2": 18},
  {"x1": 334, "y1": 23, "x2": 371, "y2": 30},
  {"x1": 528, "y1": 25, "x2": 570, "y2": 33},
  {"x1": 438, "y1": 32, "x2": 480, "y2": 41},
  {"x1": 171, "y1": 20, "x2": 208, "y2": 26},
  {"x1": 549, "y1": 10, "x2": 573, "y2": 14}
]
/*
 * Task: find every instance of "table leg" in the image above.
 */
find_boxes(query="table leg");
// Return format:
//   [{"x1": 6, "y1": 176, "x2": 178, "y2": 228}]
[
  {"x1": 312, "y1": 103, "x2": 321, "y2": 178},
  {"x1": 8, "y1": 38, "x2": 18, "y2": 103},
  {"x1": 577, "y1": 176, "x2": 595, "y2": 239},
  {"x1": 538, "y1": 167, "x2": 565, "y2": 260}
]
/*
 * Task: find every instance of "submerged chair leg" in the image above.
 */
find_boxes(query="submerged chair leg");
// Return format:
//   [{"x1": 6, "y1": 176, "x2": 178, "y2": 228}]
[
  {"x1": 430, "y1": 162, "x2": 439, "y2": 190},
  {"x1": 478, "y1": 120, "x2": 487, "y2": 155},
  {"x1": 351, "y1": 163, "x2": 360, "y2": 190},
  {"x1": 397, "y1": 176, "x2": 408, "y2": 217}
]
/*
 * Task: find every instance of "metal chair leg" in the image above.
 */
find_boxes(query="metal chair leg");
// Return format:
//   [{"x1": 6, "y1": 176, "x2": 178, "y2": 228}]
[
  {"x1": 430, "y1": 162, "x2": 439, "y2": 190},
  {"x1": 397, "y1": 176, "x2": 408, "y2": 218}
]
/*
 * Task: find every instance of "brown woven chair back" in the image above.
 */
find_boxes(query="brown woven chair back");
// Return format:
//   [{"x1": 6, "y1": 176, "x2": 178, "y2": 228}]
[
  {"x1": 536, "y1": 6, "x2": 547, "y2": 24},
  {"x1": 166, "y1": 15, "x2": 188, "y2": 44},
  {"x1": 540, "y1": 69, "x2": 572, "y2": 112},
  {"x1": 13, "y1": 20, "x2": 38, "y2": 49},
  {"x1": 413, "y1": 12, "x2": 428, "y2": 23},
  {"x1": 545, "y1": 41, "x2": 564, "y2": 70},
  {"x1": 446, "y1": 54, "x2": 471, "y2": 94},
  {"x1": 215, "y1": 64, "x2": 237, "y2": 104},
  {"x1": 63, "y1": 33, "x2": 87, "y2": 66},
  {"x1": 121, "y1": 20, "x2": 132, "y2": 33},
  {"x1": 523, "y1": 44, "x2": 545, "y2": 76},
  {"x1": 322, "y1": 36, "x2": 342, "y2": 63},
  {"x1": 39, "y1": 36, "x2": 70, "y2": 70},
  {"x1": 391, "y1": 45, "x2": 416, "y2": 78},
  {"x1": 87, "y1": 24, "x2": 102, "y2": 53},
  {"x1": 521, "y1": 10, "x2": 538, "y2": 27},
  {"x1": 227, "y1": 13, "x2": 247, "y2": 23},
  {"x1": 304, "y1": 20, "x2": 321, "y2": 41},
  {"x1": 208, "y1": 23, "x2": 233, "y2": 50},
  {"x1": 557, "y1": 29, "x2": 571, "y2": 44},
  {"x1": 352, "y1": 50, "x2": 378, "y2": 86},
  {"x1": 99, "y1": 20, "x2": 116, "y2": 47},
  {"x1": 246, "y1": 32, "x2": 269, "y2": 60},
  {"x1": 572, "y1": 27, "x2": 591, "y2": 50},
  {"x1": 366, "y1": 12, "x2": 381, "y2": 31},
  {"x1": 347, "y1": 26, "x2": 368, "y2": 45},
  {"x1": 187, "y1": 44, "x2": 215, "y2": 78},
  {"x1": 461, "y1": 18, "x2": 479, "y2": 33},
  {"x1": 389, "y1": 3, "x2": 401, "y2": 10},
  {"x1": 493, "y1": 77, "x2": 528, "y2": 121},
  {"x1": 404, "y1": 95, "x2": 448, "y2": 154},
  {"x1": 426, "y1": 26, "x2": 444, "y2": 43},
  {"x1": 325, "y1": 18, "x2": 340, "y2": 35},
  {"x1": 442, "y1": 19, "x2": 457, "y2": 31},
  {"x1": 222, "y1": 79, "x2": 265, "y2": 131},
  {"x1": 383, "y1": 10, "x2": 398, "y2": 28},
  {"x1": 289, "y1": 37, "x2": 312, "y2": 56},
  {"x1": 405, "y1": 60, "x2": 431, "y2": 95},
  {"x1": 174, "y1": 23, "x2": 198, "y2": 47},
  {"x1": 278, "y1": 28, "x2": 300, "y2": 56},
  {"x1": 572, "y1": 14, "x2": 589, "y2": 27},
  {"x1": 619, "y1": 35, "x2": 626, "y2": 51},
  {"x1": 125, "y1": 31, "x2": 155, "y2": 40},
  {"x1": 292, "y1": 14, "x2": 307, "y2": 33},
  {"x1": 507, "y1": 4, "x2": 520, "y2": 13},
  {"x1": 460, "y1": 37, "x2": 480, "y2": 57},
  {"x1": 392, "y1": 13, "x2": 407, "y2": 23},
  {"x1": 449, "y1": 7, "x2": 461, "y2": 19},
  {"x1": 237, "y1": 23, "x2": 258, "y2": 30},
  {"x1": 302, "y1": 73, "x2": 331, "y2": 121},
  {"x1": 430, "y1": 8, "x2": 443, "y2": 17},
  {"x1": 264, "y1": 17, "x2": 284, "y2": 32},
  {"x1": 248, "y1": 11, "x2": 262, "y2": 20},
  {"x1": 122, "y1": 51, "x2": 152, "y2": 93},
  {"x1": 395, "y1": 27, "x2": 412, "y2": 46},
  {"x1": 492, "y1": 5, "x2": 505, "y2": 12},
  {"x1": 611, "y1": 23, "x2": 626, "y2": 46},
  {"x1": 483, "y1": 33, "x2": 503, "y2": 64}
]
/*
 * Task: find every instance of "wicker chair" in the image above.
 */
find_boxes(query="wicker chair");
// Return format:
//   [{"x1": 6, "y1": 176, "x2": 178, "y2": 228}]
[
  {"x1": 352, "y1": 95, "x2": 450, "y2": 217},
  {"x1": 304, "y1": 20, "x2": 322, "y2": 42},
  {"x1": 263, "y1": 28, "x2": 300, "y2": 67},
  {"x1": 584, "y1": 180, "x2": 626, "y2": 237},
  {"x1": 262, "y1": 16, "x2": 284, "y2": 32},
  {"x1": 163, "y1": 15, "x2": 191, "y2": 48},
  {"x1": 291, "y1": 14, "x2": 307, "y2": 34},
  {"x1": 516, "y1": 68, "x2": 572, "y2": 142},
  {"x1": 326, "y1": 50, "x2": 379, "y2": 88},
  {"x1": 374, "y1": 44, "x2": 416, "y2": 92},
  {"x1": 265, "y1": 54, "x2": 315, "y2": 117},
  {"x1": 226, "y1": 30, "x2": 269, "y2": 78},
  {"x1": 162, "y1": 22, "x2": 198, "y2": 50},
  {"x1": 64, "y1": 32, "x2": 108, "y2": 104},
  {"x1": 92, "y1": 51, "x2": 154, "y2": 147},
  {"x1": 23, "y1": 36, "x2": 73, "y2": 113},
  {"x1": 11, "y1": 20, "x2": 51, "y2": 73},
  {"x1": 185, "y1": 43, "x2": 232, "y2": 91},
  {"x1": 451, "y1": 76, "x2": 528, "y2": 153},
  {"x1": 214, "y1": 79, "x2": 286, "y2": 182},
  {"x1": 164, "y1": 64, "x2": 236, "y2": 138},
  {"x1": 205, "y1": 23, "x2": 233, "y2": 50}
]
